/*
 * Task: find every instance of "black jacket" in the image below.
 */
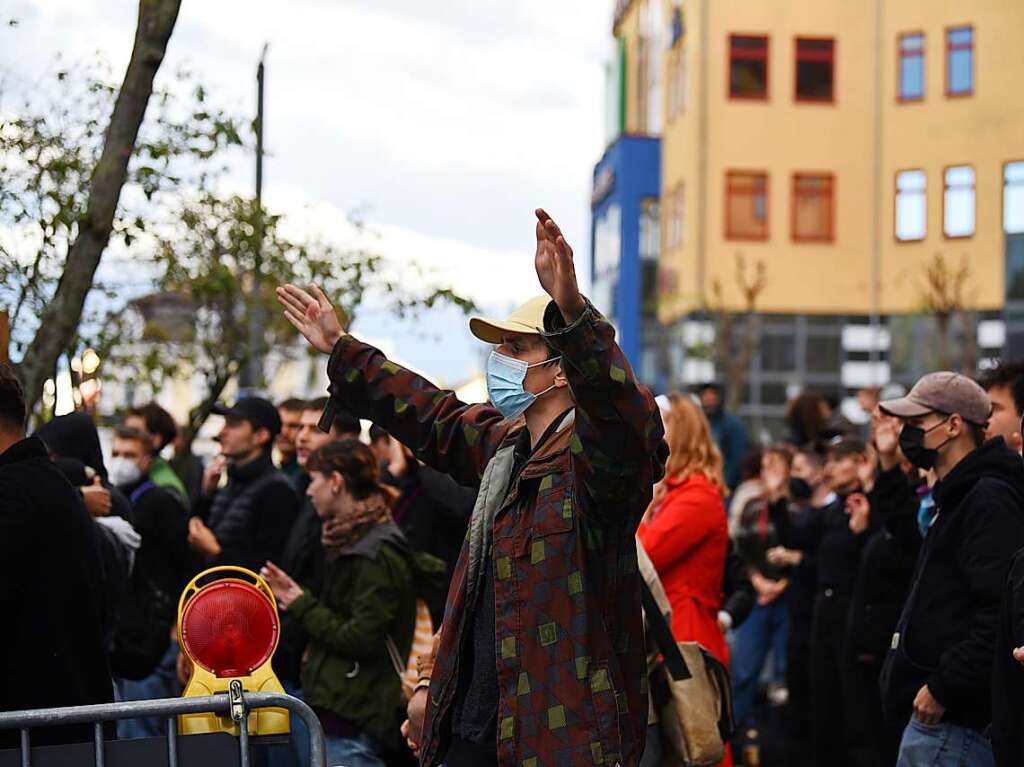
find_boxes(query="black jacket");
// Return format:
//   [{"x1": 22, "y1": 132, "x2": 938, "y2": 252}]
[
  {"x1": 880, "y1": 439, "x2": 1024, "y2": 732},
  {"x1": 846, "y1": 467, "x2": 921, "y2": 662},
  {"x1": 196, "y1": 452, "x2": 299, "y2": 573},
  {"x1": 276, "y1": 475, "x2": 325, "y2": 685},
  {"x1": 0, "y1": 437, "x2": 113, "y2": 748},
  {"x1": 721, "y1": 542, "x2": 755, "y2": 628},
  {"x1": 110, "y1": 477, "x2": 192, "y2": 679},
  {"x1": 384, "y1": 461, "x2": 475, "y2": 623},
  {"x1": 993, "y1": 547, "x2": 1024, "y2": 767}
]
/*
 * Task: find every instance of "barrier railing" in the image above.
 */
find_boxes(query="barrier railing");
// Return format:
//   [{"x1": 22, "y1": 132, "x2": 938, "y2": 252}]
[{"x1": 0, "y1": 682, "x2": 325, "y2": 767}]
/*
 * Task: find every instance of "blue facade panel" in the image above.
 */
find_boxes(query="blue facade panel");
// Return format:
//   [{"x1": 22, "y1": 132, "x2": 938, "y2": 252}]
[{"x1": 589, "y1": 135, "x2": 661, "y2": 369}]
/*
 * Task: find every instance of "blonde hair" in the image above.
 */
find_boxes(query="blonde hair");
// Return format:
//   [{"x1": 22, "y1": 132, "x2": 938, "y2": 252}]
[{"x1": 663, "y1": 392, "x2": 727, "y2": 494}]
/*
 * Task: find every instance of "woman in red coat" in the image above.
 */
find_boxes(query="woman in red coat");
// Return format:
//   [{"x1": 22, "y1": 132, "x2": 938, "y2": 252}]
[{"x1": 638, "y1": 392, "x2": 732, "y2": 765}]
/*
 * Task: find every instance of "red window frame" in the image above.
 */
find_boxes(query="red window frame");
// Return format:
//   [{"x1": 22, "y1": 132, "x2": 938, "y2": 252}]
[
  {"x1": 725, "y1": 170, "x2": 769, "y2": 241},
  {"x1": 945, "y1": 25, "x2": 974, "y2": 98},
  {"x1": 728, "y1": 35, "x2": 769, "y2": 101},
  {"x1": 794, "y1": 38, "x2": 835, "y2": 104},
  {"x1": 897, "y1": 31, "x2": 925, "y2": 102},
  {"x1": 791, "y1": 173, "x2": 835, "y2": 243}
]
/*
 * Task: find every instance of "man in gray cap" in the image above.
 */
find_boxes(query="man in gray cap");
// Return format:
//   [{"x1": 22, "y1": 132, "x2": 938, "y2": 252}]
[{"x1": 877, "y1": 372, "x2": 1024, "y2": 767}]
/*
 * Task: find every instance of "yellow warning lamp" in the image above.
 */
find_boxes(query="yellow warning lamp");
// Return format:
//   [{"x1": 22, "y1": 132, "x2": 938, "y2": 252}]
[{"x1": 177, "y1": 566, "x2": 290, "y2": 737}]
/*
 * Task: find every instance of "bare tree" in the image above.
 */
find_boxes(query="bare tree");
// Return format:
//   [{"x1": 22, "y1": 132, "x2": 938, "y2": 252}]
[
  {"x1": 13, "y1": 0, "x2": 182, "y2": 413},
  {"x1": 920, "y1": 253, "x2": 975, "y2": 372},
  {"x1": 711, "y1": 253, "x2": 767, "y2": 413}
]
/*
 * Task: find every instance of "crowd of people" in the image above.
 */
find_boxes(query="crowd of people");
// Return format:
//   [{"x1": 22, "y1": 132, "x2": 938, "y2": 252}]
[{"x1": 3, "y1": 209, "x2": 1024, "y2": 767}]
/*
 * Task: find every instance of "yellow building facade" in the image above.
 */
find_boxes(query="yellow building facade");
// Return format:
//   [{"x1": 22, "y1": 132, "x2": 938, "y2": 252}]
[
  {"x1": 650, "y1": 0, "x2": 1024, "y2": 318},
  {"x1": 597, "y1": 0, "x2": 1024, "y2": 426}
]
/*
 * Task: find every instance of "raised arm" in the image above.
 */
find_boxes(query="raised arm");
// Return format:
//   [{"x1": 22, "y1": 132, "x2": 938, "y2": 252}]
[
  {"x1": 277, "y1": 284, "x2": 509, "y2": 487},
  {"x1": 533, "y1": 210, "x2": 666, "y2": 518}
]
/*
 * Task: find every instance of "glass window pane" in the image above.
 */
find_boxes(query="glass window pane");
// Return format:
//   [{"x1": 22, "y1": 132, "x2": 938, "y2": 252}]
[
  {"x1": 727, "y1": 173, "x2": 768, "y2": 239},
  {"x1": 796, "y1": 39, "x2": 834, "y2": 101},
  {"x1": 730, "y1": 36, "x2": 768, "y2": 99},
  {"x1": 899, "y1": 33, "x2": 925, "y2": 102},
  {"x1": 896, "y1": 170, "x2": 927, "y2": 240},
  {"x1": 944, "y1": 166, "x2": 976, "y2": 237},
  {"x1": 1005, "y1": 162, "x2": 1024, "y2": 235},
  {"x1": 761, "y1": 335, "x2": 796, "y2": 372},
  {"x1": 1007, "y1": 233, "x2": 1024, "y2": 301},
  {"x1": 807, "y1": 335, "x2": 842, "y2": 373},
  {"x1": 947, "y1": 27, "x2": 973, "y2": 95},
  {"x1": 794, "y1": 175, "x2": 833, "y2": 241}
]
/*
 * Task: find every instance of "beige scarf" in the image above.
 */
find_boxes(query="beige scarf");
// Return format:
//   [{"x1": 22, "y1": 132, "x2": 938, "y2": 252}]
[{"x1": 321, "y1": 492, "x2": 393, "y2": 560}]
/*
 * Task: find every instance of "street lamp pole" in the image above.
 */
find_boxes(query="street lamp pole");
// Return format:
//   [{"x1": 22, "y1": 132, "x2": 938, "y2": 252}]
[{"x1": 242, "y1": 43, "x2": 269, "y2": 395}]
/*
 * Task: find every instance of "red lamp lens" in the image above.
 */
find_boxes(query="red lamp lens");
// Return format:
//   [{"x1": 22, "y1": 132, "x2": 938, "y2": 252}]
[{"x1": 181, "y1": 581, "x2": 278, "y2": 678}]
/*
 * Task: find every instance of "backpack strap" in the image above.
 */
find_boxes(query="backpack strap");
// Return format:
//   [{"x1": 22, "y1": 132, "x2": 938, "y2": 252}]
[{"x1": 129, "y1": 480, "x2": 157, "y2": 505}]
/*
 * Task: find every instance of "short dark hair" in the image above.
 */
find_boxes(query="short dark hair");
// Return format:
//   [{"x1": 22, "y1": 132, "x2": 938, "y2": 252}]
[
  {"x1": 369, "y1": 424, "x2": 390, "y2": 444},
  {"x1": 278, "y1": 397, "x2": 306, "y2": 413},
  {"x1": 304, "y1": 396, "x2": 329, "y2": 413},
  {"x1": 978, "y1": 360, "x2": 1024, "y2": 418},
  {"x1": 0, "y1": 363, "x2": 26, "y2": 432},
  {"x1": 826, "y1": 436, "x2": 867, "y2": 461},
  {"x1": 114, "y1": 425, "x2": 151, "y2": 449},
  {"x1": 967, "y1": 420, "x2": 988, "y2": 448},
  {"x1": 127, "y1": 403, "x2": 178, "y2": 451}
]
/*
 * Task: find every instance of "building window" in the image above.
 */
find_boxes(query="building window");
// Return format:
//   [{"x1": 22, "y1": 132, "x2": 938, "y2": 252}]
[
  {"x1": 635, "y1": 36, "x2": 649, "y2": 132},
  {"x1": 944, "y1": 165, "x2": 976, "y2": 238},
  {"x1": 895, "y1": 169, "x2": 927, "y2": 241},
  {"x1": 946, "y1": 26, "x2": 973, "y2": 96},
  {"x1": 1005, "y1": 162, "x2": 1024, "y2": 300},
  {"x1": 726, "y1": 171, "x2": 769, "y2": 241},
  {"x1": 795, "y1": 38, "x2": 835, "y2": 102},
  {"x1": 898, "y1": 32, "x2": 925, "y2": 101},
  {"x1": 640, "y1": 198, "x2": 661, "y2": 262},
  {"x1": 792, "y1": 173, "x2": 835, "y2": 242},
  {"x1": 663, "y1": 185, "x2": 685, "y2": 250},
  {"x1": 729, "y1": 35, "x2": 769, "y2": 100}
]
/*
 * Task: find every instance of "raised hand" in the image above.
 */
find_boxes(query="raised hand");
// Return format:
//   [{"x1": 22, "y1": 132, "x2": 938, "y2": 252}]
[
  {"x1": 846, "y1": 492, "x2": 871, "y2": 534},
  {"x1": 761, "y1": 451, "x2": 790, "y2": 502},
  {"x1": 872, "y1": 406, "x2": 904, "y2": 471},
  {"x1": 534, "y1": 209, "x2": 585, "y2": 323},
  {"x1": 276, "y1": 284, "x2": 346, "y2": 354}
]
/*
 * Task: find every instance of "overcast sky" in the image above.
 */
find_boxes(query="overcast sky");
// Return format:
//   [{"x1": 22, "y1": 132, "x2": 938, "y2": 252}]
[{"x1": 2, "y1": 0, "x2": 614, "y2": 385}]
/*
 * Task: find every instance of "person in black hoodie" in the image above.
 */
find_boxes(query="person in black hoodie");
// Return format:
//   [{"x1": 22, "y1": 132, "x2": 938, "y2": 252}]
[
  {"x1": 35, "y1": 410, "x2": 140, "y2": 649},
  {"x1": 765, "y1": 437, "x2": 875, "y2": 767},
  {"x1": 878, "y1": 372, "x2": 1024, "y2": 767},
  {"x1": 108, "y1": 426, "x2": 192, "y2": 739},
  {"x1": 0, "y1": 364, "x2": 113, "y2": 748},
  {"x1": 188, "y1": 397, "x2": 299, "y2": 573},
  {"x1": 844, "y1": 410, "x2": 923, "y2": 767}
]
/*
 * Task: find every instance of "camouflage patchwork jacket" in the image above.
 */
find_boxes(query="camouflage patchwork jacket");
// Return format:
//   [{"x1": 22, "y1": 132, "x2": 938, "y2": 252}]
[{"x1": 323, "y1": 300, "x2": 666, "y2": 766}]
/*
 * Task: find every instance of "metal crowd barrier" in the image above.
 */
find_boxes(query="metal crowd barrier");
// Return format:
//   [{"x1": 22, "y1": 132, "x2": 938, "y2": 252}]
[{"x1": 0, "y1": 681, "x2": 326, "y2": 767}]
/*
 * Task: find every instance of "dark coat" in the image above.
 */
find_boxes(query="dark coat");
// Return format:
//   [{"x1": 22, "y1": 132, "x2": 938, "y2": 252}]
[
  {"x1": 110, "y1": 477, "x2": 192, "y2": 679},
  {"x1": 0, "y1": 437, "x2": 113, "y2": 748},
  {"x1": 291, "y1": 522, "x2": 416, "y2": 753},
  {"x1": 993, "y1": 547, "x2": 1024, "y2": 767},
  {"x1": 846, "y1": 467, "x2": 921, "y2": 662},
  {"x1": 277, "y1": 477, "x2": 325, "y2": 685},
  {"x1": 196, "y1": 452, "x2": 299, "y2": 573},
  {"x1": 880, "y1": 439, "x2": 1024, "y2": 732},
  {"x1": 384, "y1": 461, "x2": 476, "y2": 624}
]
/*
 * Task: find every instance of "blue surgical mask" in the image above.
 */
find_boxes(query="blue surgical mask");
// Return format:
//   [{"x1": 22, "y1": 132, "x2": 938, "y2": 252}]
[{"x1": 486, "y1": 350, "x2": 561, "y2": 420}]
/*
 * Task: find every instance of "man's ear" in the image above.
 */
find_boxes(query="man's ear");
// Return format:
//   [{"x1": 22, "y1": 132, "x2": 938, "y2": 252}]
[
  {"x1": 553, "y1": 367, "x2": 570, "y2": 389},
  {"x1": 254, "y1": 426, "x2": 273, "y2": 449}
]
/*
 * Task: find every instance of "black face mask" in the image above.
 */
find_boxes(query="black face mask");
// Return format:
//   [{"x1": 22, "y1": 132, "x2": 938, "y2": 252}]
[
  {"x1": 899, "y1": 416, "x2": 953, "y2": 471},
  {"x1": 789, "y1": 476, "x2": 813, "y2": 501}
]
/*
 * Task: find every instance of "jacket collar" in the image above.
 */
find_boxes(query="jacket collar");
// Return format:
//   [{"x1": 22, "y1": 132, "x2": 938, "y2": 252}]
[
  {"x1": 0, "y1": 436, "x2": 47, "y2": 469},
  {"x1": 227, "y1": 450, "x2": 275, "y2": 483},
  {"x1": 338, "y1": 521, "x2": 406, "y2": 559},
  {"x1": 516, "y1": 409, "x2": 576, "y2": 480}
]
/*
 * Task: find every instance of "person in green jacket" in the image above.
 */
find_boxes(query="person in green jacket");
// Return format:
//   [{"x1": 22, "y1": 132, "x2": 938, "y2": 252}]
[
  {"x1": 125, "y1": 403, "x2": 189, "y2": 507},
  {"x1": 262, "y1": 439, "x2": 416, "y2": 767}
]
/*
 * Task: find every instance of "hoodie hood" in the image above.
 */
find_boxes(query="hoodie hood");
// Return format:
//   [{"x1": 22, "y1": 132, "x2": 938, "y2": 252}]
[
  {"x1": 933, "y1": 437, "x2": 1024, "y2": 513},
  {"x1": 34, "y1": 412, "x2": 108, "y2": 482}
]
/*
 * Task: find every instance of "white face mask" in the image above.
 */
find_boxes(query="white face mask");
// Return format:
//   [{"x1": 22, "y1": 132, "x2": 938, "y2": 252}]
[{"x1": 108, "y1": 456, "x2": 143, "y2": 487}]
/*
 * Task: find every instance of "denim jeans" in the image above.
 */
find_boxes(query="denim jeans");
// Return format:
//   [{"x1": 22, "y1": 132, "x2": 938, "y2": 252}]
[
  {"x1": 896, "y1": 718, "x2": 995, "y2": 767},
  {"x1": 115, "y1": 640, "x2": 182, "y2": 739},
  {"x1": 325, "y1": 732, "x2": 386, "y2": 767},
  {"x1": 266, "y1": 682, "x2": 310, "y2": 767},
  {"x1": 730, "y1": 595, "x2": 789, "y2": 727}
]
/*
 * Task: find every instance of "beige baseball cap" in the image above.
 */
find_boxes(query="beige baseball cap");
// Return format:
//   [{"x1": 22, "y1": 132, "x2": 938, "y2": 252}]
[
  {"x1": 879, "y1": 371, "x2": 991, "y2": 425},
  {"x1": 469, "y1": 296, "x2": 551, "y2": 344}
]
